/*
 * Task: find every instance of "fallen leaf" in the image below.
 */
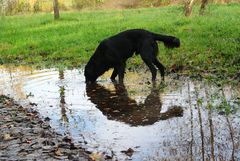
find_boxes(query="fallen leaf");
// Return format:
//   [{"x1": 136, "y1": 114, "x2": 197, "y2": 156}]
[
  {"x1": 3, "y1": 133, "x2": 13, "y2": 141},
  {"x1": 170, "y1": 64, "x2": 177, "y2": 73},
  {"x1": 55, "y1": 148, "x2": 63, "y2": 156},
  {"x1": 62, "y1": 136, "x2": 72, "y2": 143},
  {"x1": 121, "y1": 148, "x2": 134, "y2": 157},
  {"x1": 42, "y1": 145, "x2": 53, "y2": 151},
  {"x1": 44, "y1": 117, "x2": 51, "y2": 121},
  {"x1": 4, "y1": 99, "x2": 12, "y2": 107},
  {"x1": 25, "y1": 139, "x2": 32, "y2": 144},
  {"x1": 89, "y1": 152, "x2": 104, "y2": 161},
  {"x1": 105, "y1": 155, "x2": 113, "y2": 160}
]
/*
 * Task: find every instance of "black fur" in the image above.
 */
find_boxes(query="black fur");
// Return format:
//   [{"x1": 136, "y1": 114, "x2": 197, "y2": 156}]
[{"x1": 84, "y1": 29, "x2": 180, "y2": 83}]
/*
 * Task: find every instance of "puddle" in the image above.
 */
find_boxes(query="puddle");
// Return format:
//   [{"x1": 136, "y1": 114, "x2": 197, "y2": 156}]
[{"x1": 0, "y1": 65, "x2": 240, "y2": 160}]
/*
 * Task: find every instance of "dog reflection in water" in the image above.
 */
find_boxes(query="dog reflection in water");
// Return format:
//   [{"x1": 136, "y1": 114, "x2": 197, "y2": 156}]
[{"x1": 86, "y1": 83, "x2": 183, "y2": 126}]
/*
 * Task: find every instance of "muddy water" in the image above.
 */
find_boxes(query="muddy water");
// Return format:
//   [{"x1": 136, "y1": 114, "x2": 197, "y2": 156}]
[{"x1": 0, "y1": 65, "x2": 239, "y2": 161}]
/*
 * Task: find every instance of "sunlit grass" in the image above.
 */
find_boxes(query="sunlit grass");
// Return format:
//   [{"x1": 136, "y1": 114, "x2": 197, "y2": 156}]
[{"x1": 0, "y1": 3, "x2": 239, "y2": 80}]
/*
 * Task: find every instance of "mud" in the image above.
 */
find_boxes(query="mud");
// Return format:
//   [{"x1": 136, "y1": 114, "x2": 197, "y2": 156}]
[
  {"x1": 0, "y1": 65, "x2": 240, "y2": 160},
  {"x1": 0, "y1": 95, "x2": 89, "y2": 161}
]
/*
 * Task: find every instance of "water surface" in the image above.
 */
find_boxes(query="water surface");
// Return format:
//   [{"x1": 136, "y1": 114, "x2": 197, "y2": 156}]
[{"x1": 0, "y1": 65, "x2": 239, "y2": 160}]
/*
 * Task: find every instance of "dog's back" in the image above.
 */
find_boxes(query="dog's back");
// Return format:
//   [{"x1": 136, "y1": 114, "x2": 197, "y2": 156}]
[{"x1": 103, "y1": 29, "x2": 179, "y2": 56}]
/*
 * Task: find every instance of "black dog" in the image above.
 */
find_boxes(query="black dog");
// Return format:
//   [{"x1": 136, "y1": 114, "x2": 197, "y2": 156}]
[{"x1": 84, "y1": 29, "x2": 180, "y2": 83}]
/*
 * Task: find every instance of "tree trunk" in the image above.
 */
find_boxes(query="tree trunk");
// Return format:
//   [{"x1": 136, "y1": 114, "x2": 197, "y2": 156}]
[
  {"x1": 53, "y1": 0, "x2": 59, "y2": 20},
  {"x1": 199, "y1": 0, "x2": 208, "y2": 15},
  {"x1": 184, "y1": 0, "x2": 195, "y2": 17}
]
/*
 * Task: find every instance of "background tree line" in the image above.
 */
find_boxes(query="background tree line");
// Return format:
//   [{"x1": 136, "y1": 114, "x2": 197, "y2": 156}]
[
  {"x1": 0, "y1": 0, "x2": 104, "y2": 15},
  {"x1": 0, "y1": 0, "x2": 238, "y2": 16}
]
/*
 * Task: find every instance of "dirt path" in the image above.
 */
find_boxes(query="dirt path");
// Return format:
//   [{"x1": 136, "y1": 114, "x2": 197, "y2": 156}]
[
  {"x1": 99, "y1": 0, "x2": 181, "y2": 9},
  {"x1": 99, "y1": 0, "x2": 139, "y2": 9},
  {"x1": 0, "y1": 95, "x2": 90, "y2": 161}
]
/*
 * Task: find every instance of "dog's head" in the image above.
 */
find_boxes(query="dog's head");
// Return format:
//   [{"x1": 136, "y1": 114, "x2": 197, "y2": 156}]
[
  {"x1": 172, "y1": 37, "x2": 180, "y2": 48},
  {"x1": 164, "y1": 36, "x2": 180, "y2": 48},
  {"x1": 84, "y1": 55, "x2": 109, "y2": 84},
  {"x1": 84, "y1": 62, "x2": 98, "y2": 84}
]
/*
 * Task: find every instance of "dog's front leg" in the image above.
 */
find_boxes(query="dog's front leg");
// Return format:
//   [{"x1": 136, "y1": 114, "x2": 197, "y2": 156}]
[
  {"x1": 117, "y1": 63, "x2": 126, "y2": 84},
  {"x1": 110, "y1": 68, "x2": 118, "y2": 82}
]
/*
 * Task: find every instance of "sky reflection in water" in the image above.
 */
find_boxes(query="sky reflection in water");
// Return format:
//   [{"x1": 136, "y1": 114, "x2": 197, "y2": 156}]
[{"x1": 0, "y1": 65, "x2": 239, "y2": 161}]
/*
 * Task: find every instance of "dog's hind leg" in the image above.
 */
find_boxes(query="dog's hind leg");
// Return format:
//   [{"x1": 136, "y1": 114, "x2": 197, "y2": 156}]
[
  {"x1": 142, "y1": 58, "x2": 157, "y2": 81},
  {"x1": 153, "y1": 58, "x2": 165, "y2": 81},
  {"x1": 140, "y1": 41, "x2": 158, "y2": 81}
]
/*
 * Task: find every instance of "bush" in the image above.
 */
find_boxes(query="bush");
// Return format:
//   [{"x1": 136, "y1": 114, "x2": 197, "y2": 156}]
[
  {"x1": 33, "y1": 0, "x2": 41, "y2": 12},
  {"x1": 0, "y1": 0, "x2": 32, "y2": 15},
  {"x1": 72, "y1": 0, "x2": 105, "y2": 9},
  {"x1": 73, "y1": 0, "x2": 92, "y2": 9}
]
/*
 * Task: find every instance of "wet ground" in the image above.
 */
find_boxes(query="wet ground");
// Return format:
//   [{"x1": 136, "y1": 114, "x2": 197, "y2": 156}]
[
  {"x1": 0, "y1": 65, "x2": 240, "y2": 160},
  {"x1": 0, "y1": 95, "x2": 89, "y2": 161}
]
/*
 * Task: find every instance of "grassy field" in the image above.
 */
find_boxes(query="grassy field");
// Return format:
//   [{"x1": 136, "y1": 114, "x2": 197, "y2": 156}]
[{"x1": 0, "y1": 3, "x2": 239, "y2": 81}]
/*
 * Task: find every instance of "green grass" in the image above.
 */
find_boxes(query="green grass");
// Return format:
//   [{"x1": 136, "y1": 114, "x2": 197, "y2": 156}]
[{"x1": 0, "y1": 3, "x2": 239, "y2": 81}]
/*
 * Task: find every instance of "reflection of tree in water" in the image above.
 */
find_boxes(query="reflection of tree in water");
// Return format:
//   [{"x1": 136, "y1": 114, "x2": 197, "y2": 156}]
[
  {"x1": 59, "y1": 70, "x2": 68, "y2": 123},
  {"x1": 86, "y1": 83, "x2": 183, "y2": 126}
]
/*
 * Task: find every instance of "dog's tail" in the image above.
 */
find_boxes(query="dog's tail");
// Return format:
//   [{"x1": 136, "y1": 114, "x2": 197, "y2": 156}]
[{"x1": 151, "y1": 32, "x2": 180, "y2": 48}]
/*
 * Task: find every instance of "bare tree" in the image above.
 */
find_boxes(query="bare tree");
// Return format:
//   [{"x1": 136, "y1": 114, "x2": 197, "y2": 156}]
[
  {"x1": 184, "y1": 0, "x2": 195, "y2": 17},
  {"x1": 199, "y1": 0, "x2": 208, "y2": 15},
  {"x1": 53, "y1": 0, "x2": 59, "y2": 19}
]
